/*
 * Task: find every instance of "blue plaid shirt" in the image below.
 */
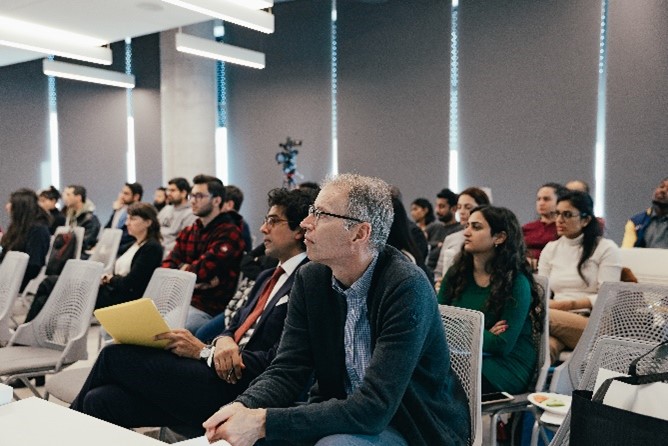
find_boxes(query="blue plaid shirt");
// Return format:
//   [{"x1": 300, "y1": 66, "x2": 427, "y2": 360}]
[{"x1": 332, "y1": 253, "x2": 378, "y2": 395}]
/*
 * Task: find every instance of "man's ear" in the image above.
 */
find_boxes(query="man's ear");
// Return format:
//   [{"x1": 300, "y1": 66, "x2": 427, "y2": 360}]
[{"x1": 352, "y1": 222, "x2": 372, "y2": 244}]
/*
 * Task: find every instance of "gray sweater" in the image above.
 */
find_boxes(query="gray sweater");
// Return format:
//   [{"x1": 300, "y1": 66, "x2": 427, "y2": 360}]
[{"x1": 236, "y1": 245, "x2": 470, "y2": 445}]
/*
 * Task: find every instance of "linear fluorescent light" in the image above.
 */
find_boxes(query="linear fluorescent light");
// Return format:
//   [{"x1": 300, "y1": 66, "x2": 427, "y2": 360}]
[
  {"x1": 176, "y1": 33, "x2": 265, "y2": 69},
  {"x1": 43, "y1": 59, "x2": 135, "y2": 88},
  {"x1": 0, "y1": 19, "x2": 111, "y2": 65},
  {"x1": 162, "y1": 0, "x2": 274, "y2": 33}
]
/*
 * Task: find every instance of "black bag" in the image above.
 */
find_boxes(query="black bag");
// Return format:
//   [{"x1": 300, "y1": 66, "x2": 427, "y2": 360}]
[
  {"x1": 570, "y1": 341, "x2": 668, "y2": 446},
  {"x1": 45, "y1": 232, "x2": 77, "y2": 275}
]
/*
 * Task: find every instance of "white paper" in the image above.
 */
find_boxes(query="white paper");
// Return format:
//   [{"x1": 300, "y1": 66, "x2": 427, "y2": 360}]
[
  {"x1": 0, "y1": 383, "x2": 12, "y2": 406},
  {"x1": 597, "y1": 368, "x2": 668, "y2": 421},
  {"x1": 593, "y1": 368, "x2": 628, "y2": 394},
  {"x1": 172, "y1": 436, "x2": 231, "y2": 446}
]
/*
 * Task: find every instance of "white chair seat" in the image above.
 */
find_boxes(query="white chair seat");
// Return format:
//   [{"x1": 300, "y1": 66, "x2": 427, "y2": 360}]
[
  {"x1": 46, "y1": 367, "x2": 91, "y2": 404},
  {"x1": 0, "y1": 346, "x2": 67, "y2": 375}
]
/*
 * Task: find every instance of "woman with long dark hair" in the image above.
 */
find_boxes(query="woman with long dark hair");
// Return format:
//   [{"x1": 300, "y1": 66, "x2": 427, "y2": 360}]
[
  {"x1": 1, "y1": 188, "x2": 51, "y2": 290},
  {"x1": 538, "y1": 190, "x2": 620, "y2": 362},
  {"x1": 387, "y1": 197, "x2": 433, "y2": 282},
  {"x1": 438, "y1": 205, "x2": 544, "y2": 394},
  {"x1": 96, "y1": 202, "x2": 164, "y2": 308}
]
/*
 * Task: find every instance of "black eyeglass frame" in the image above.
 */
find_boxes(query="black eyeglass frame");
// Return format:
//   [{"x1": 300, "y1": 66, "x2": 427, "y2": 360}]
[{"x1": 308, "y1": 205, "x2": 365, "y2": 224}]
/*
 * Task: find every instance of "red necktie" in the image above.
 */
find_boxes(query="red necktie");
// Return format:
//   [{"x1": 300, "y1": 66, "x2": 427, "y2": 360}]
[{"x1": 234, "y1": 266, "x2": 285, "y2": 343}]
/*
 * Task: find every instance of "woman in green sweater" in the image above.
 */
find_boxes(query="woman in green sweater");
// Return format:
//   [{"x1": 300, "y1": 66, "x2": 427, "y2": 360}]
[{"x1": 438, "y1": 205, "x2": 544, "y2": 394}]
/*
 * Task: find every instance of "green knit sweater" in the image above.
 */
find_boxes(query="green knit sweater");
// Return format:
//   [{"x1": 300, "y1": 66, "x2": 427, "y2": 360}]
[{"x1": 438, "y1": 272, "x2": 536, "y2": 394}]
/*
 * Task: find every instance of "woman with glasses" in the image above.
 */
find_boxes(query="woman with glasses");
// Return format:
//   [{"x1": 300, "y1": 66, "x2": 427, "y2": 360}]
[
  {"x1": 538, "y1": 190, "x2": 621, "y2": 363},
  {"x1": 522, "y1": 183, "x2": 568, "y2": 271},
  {"x1": 438, "y1": 205, "x2": 544, "y2": 394}
]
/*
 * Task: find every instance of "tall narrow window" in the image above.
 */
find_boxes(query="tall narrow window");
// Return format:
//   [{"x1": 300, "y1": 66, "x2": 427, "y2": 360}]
[
  {"x1": 125, "y1": 38, "x2": 137, "y2": 183},
  {"x1": 215, "y1": 22, "x2": 229, "y2": 184},
  {"x1": 330, "y1": 0, "x2": 338, "y2": 176},
  {"x1": 47, "y1": 58, "x2": 60, "y2": 190},
  {"x1": 449, "y1": 0, "x2": 459, "y2": 192},
  {"x1": 594, "y1": 0, "x2": 608, "y2": 217}
]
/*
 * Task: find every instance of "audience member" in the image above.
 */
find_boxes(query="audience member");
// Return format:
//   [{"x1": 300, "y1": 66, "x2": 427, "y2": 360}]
[
  {"x1": 435, "y1": 187, "x2": 491, "y2": 283},
  {"x1": 203, "y1": 173, "x2": 470, "y2": 446},
  {"x1": 428, "y1": 188, "x2": 462, "y2": 270},
  {"x1": 622, "y1": 176, "x2": 668, "y2": 248},
  {"x1": 522, "y1": 183, "x2": 568, "y2": 270},
  {"x1": 96, "y1": 202, "x2": 163, "y2": 309},
  {"x1": 297, "y1": 181, "x2": 321, "y2": 194},
  {"x1": 438, "y1": 205, "x2": 543, "y2": 394},
  {"x1": 222, "y1": 185, "x2": 253, "y2": 252},
  {"x1": 158, "y1": 177, "x2": 197, "y2": 259},
  {"x1": 387, "y1": 196, "x2": 433, "y2": 283},
  {"x1": 0, "y1": 188, "x2": 51, "y2": 291},
  {"x1": 390, "y1": 186, "x2": 428, "y2": 260},
  {"x1": 162, "y1": 175, "x2": 245, "y2": 333},
  {"x1": 195, "y1": 189, "x2": 316, "y2": 342},
  {"x1": 105, "y1": 182, "x2": 143, "y2": 249},
  {"x1": 565, "y1": 179, "x2": 590, "y2": 193},
  {"x1": 63, "y1": 184, "x2": 101, "y2": 257},
  {"x1": 411, "y1": 198, "x2": 447, "y2": 256},
  {"x1": 153, "y1": 186, "x2": 167, "y2": 212},
  {"x1": 538, "y1": 191, "x2": 621, "y2": 362},
  {"x1": 38, "y1": 186, "x2": 66, "y2": 234},
  {"x1": 70, "y1": 188, "x2": 311, "y2": 433}
]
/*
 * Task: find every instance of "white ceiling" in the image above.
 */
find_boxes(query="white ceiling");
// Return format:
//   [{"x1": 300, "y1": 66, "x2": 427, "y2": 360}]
[{"x1": 0, "y1": 0, "x2": 211, "y2": 66}]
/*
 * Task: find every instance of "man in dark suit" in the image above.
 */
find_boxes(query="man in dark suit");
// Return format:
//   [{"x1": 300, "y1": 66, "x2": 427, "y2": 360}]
[{"x1": 70, "y1": 188, "x2": 315, "y2": 432}]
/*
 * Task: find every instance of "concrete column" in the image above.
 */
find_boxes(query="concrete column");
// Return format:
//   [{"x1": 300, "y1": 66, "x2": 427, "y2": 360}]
[{"x1": 160, "y1": 22, "x2": 217, "y2": 183}]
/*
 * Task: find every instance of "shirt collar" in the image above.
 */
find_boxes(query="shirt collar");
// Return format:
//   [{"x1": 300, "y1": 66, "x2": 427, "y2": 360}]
[
  {"x1": 331, "y1": 252, "x2": 379, "y2": 301},
  {"x1": 277, "y1": 252, "x2": 307, "y2": 278}
]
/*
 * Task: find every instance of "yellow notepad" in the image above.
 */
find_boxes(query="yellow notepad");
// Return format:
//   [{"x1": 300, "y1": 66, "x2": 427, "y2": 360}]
[{"x1": 94, "y1": 298, "x2": 171, "y2": 348}]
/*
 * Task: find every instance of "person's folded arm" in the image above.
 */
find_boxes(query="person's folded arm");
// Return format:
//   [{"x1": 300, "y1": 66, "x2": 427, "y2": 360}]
[{"x1": 483, "y1": 274, "x2": 532, "y2": 356}]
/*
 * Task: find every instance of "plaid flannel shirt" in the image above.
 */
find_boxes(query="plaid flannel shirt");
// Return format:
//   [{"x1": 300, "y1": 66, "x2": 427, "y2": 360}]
[{"x1": 162, "y1": 211, "x2": 245, "y2": 316}]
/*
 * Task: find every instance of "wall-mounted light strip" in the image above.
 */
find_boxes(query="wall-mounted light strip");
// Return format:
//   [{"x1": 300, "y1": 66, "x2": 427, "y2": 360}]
[
  {"x1": 330, "y1": 0, "x2": 338, "y2": 176},
  {"x1": 448, "y1": 0, "x2": 460, "y2": 192},
  {"x1": 162, "y1": 0, "x2": 274, "y2": 34},
  {"x1": 594, "y1": 0, "x2": 609, "y2": 218},
  {"x1": 175, "y1": 32, "x2": 265, "y2": 69},
  {"x1": 43, "y1": 59, "x2": 135, "y2": 88},
  {"x1": 125, "y1": 38, "x2": 136, "y2": 183}
]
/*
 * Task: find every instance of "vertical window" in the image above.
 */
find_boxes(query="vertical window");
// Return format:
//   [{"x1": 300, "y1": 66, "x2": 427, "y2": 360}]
[
  {"x1": 449, "y1": 0, "x2": 459, "y2": 192},
  {"x1": 125, "y1": 38, "x2": 136, "y2": 183},
  {"x1": 594, "y1": 0, "x2": 608, "y2": 217},
  {"x1": 47, "y1": 60, "x2": 60, "y2": 190},
  {"x1": 215, "y1": 22, "x2": 229, "y2": 184},
  {"x1": 331, "y1": 0, "x2": 339, "y2": 175}
]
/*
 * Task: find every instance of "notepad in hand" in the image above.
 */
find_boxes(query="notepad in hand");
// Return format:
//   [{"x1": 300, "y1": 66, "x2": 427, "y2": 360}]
[{"x1": 94, "y1": 298, "x2": 171, "y2": 348}]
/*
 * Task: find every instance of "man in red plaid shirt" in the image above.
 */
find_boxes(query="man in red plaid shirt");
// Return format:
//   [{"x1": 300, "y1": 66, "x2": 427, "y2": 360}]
[{"x1": 163, "y1": 174, "x2": 246, "y2": 332}]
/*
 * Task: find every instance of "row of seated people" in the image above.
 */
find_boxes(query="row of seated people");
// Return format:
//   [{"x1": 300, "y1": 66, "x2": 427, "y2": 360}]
[{"x1": 0, "y1": 172, "x2": 664, "y2": 443}]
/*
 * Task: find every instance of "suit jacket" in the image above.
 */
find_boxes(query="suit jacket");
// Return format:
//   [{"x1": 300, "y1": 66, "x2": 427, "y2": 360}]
[{"x1": 221, "y1": 257, "x2": 309, "y2": 380}]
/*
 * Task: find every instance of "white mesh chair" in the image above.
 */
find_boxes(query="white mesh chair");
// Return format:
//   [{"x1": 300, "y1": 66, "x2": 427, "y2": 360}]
[
  {"x1": 550, "y1": 282, "x2": 668, "y2": 396},
  {"x1": 46, "y1": 268, "x2": 196, "y2": 403},
  {"x1": 0, "y1": 259, "x2": 103, "y2": 399},
  {"x1": 88, "y1": 228, "x2": 122, "y2": 274},
  {"x1": 482, "y1": 274, "x2": 552, "y2": 445},
  {"x1": 548, "y1": 336, "x2": 668, "y2": 446},
  {"x1": 0, "y1": 252, "x2": 30, "y2": 344},
  {"x1": 440, "y1": 305, "x2": 484, "y2": 446}
]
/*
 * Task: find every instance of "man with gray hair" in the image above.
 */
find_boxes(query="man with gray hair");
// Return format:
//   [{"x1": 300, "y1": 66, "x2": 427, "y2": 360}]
[{"x1": 203, "y1": 173, "x2": 470, "y2": 446}]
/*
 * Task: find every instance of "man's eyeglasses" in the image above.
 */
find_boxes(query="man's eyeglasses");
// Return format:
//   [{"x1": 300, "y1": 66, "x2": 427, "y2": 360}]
[
  {"x1": 308, "y1": 205, "x2": 364, "y2": 224},
  {"x1": 554, "y1": 210, "x2": 582, "y2": 220},
  {"x1": 190, "y1": 193, "x2": 211, "y2": 201},
  {"x1": 263, "y1": 216, "x2": 290, "y2": 227}
]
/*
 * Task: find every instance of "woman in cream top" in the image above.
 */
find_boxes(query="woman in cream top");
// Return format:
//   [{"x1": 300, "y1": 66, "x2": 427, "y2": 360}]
[{"x1": 538, "y1": 191, "x2": 621, "y2": 362}]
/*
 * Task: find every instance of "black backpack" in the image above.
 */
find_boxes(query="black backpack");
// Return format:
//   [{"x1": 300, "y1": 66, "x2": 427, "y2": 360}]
[{"x1": 44, "y1": 232, "x2": 78, "y2": 276}]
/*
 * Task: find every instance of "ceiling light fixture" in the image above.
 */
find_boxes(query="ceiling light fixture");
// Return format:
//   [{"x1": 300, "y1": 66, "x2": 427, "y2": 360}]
[
  {"x1": 175, "y1": 32, "x2": 265, "y2": 69},
  {"x1": 0, "y1": 16, "x2": 111, "y2": 65},
  {"x1": 43, "y1": 59, "x2": 135, "y2": 88},
  {"x1": 162, "y1": 0, "x2": 274, "y2": 34}
]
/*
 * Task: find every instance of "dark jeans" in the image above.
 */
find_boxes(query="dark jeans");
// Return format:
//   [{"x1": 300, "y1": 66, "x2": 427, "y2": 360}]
[{"x1": 70, "y1": 344, "x2": 254, "y2": 430}]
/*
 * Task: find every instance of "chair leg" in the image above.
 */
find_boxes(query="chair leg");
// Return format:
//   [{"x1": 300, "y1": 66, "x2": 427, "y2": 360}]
[{"x1": 489, "y1": 413, "x2": 499, "y2": 445}]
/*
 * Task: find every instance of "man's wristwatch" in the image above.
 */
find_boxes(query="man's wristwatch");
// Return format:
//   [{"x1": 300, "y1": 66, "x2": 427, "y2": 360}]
[{"x1": 199, "y1": 345, "x2": 214, "y2": 362}]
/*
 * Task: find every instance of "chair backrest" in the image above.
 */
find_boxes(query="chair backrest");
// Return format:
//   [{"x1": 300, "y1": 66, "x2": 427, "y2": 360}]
[
  {"x1": 551, "y1": 281, "x2": 668, "y2": 394},
  {"x1": 10, "y1": 259, "x2": 103, "y2": 367},
  {"x1": 88, "y1": 228, "x2": 122, "y2": 274},
  {"x1": 0, "y1": 252, "x2": 30, "y2": 343},
  {"x1": 549, "y1": 336, "x2": 668, "y2": 446},
  {"x1": 619, "y1": 247, "x2": 668, "y2": 285},
  {"x1": 531, "y1": 274, "x2": 552, "y2": 393},
  {"x1": 142, "y1": 268, "x2": 196, "y2": 328},
  {"x1": 440, "y1": 304, "x2": 484, "y2": 446}
]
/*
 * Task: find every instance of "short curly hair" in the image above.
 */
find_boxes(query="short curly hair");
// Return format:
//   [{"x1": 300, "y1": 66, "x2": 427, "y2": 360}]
[{"x1": 321, "y1": 173, "x2": 394, "y2": 251}]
